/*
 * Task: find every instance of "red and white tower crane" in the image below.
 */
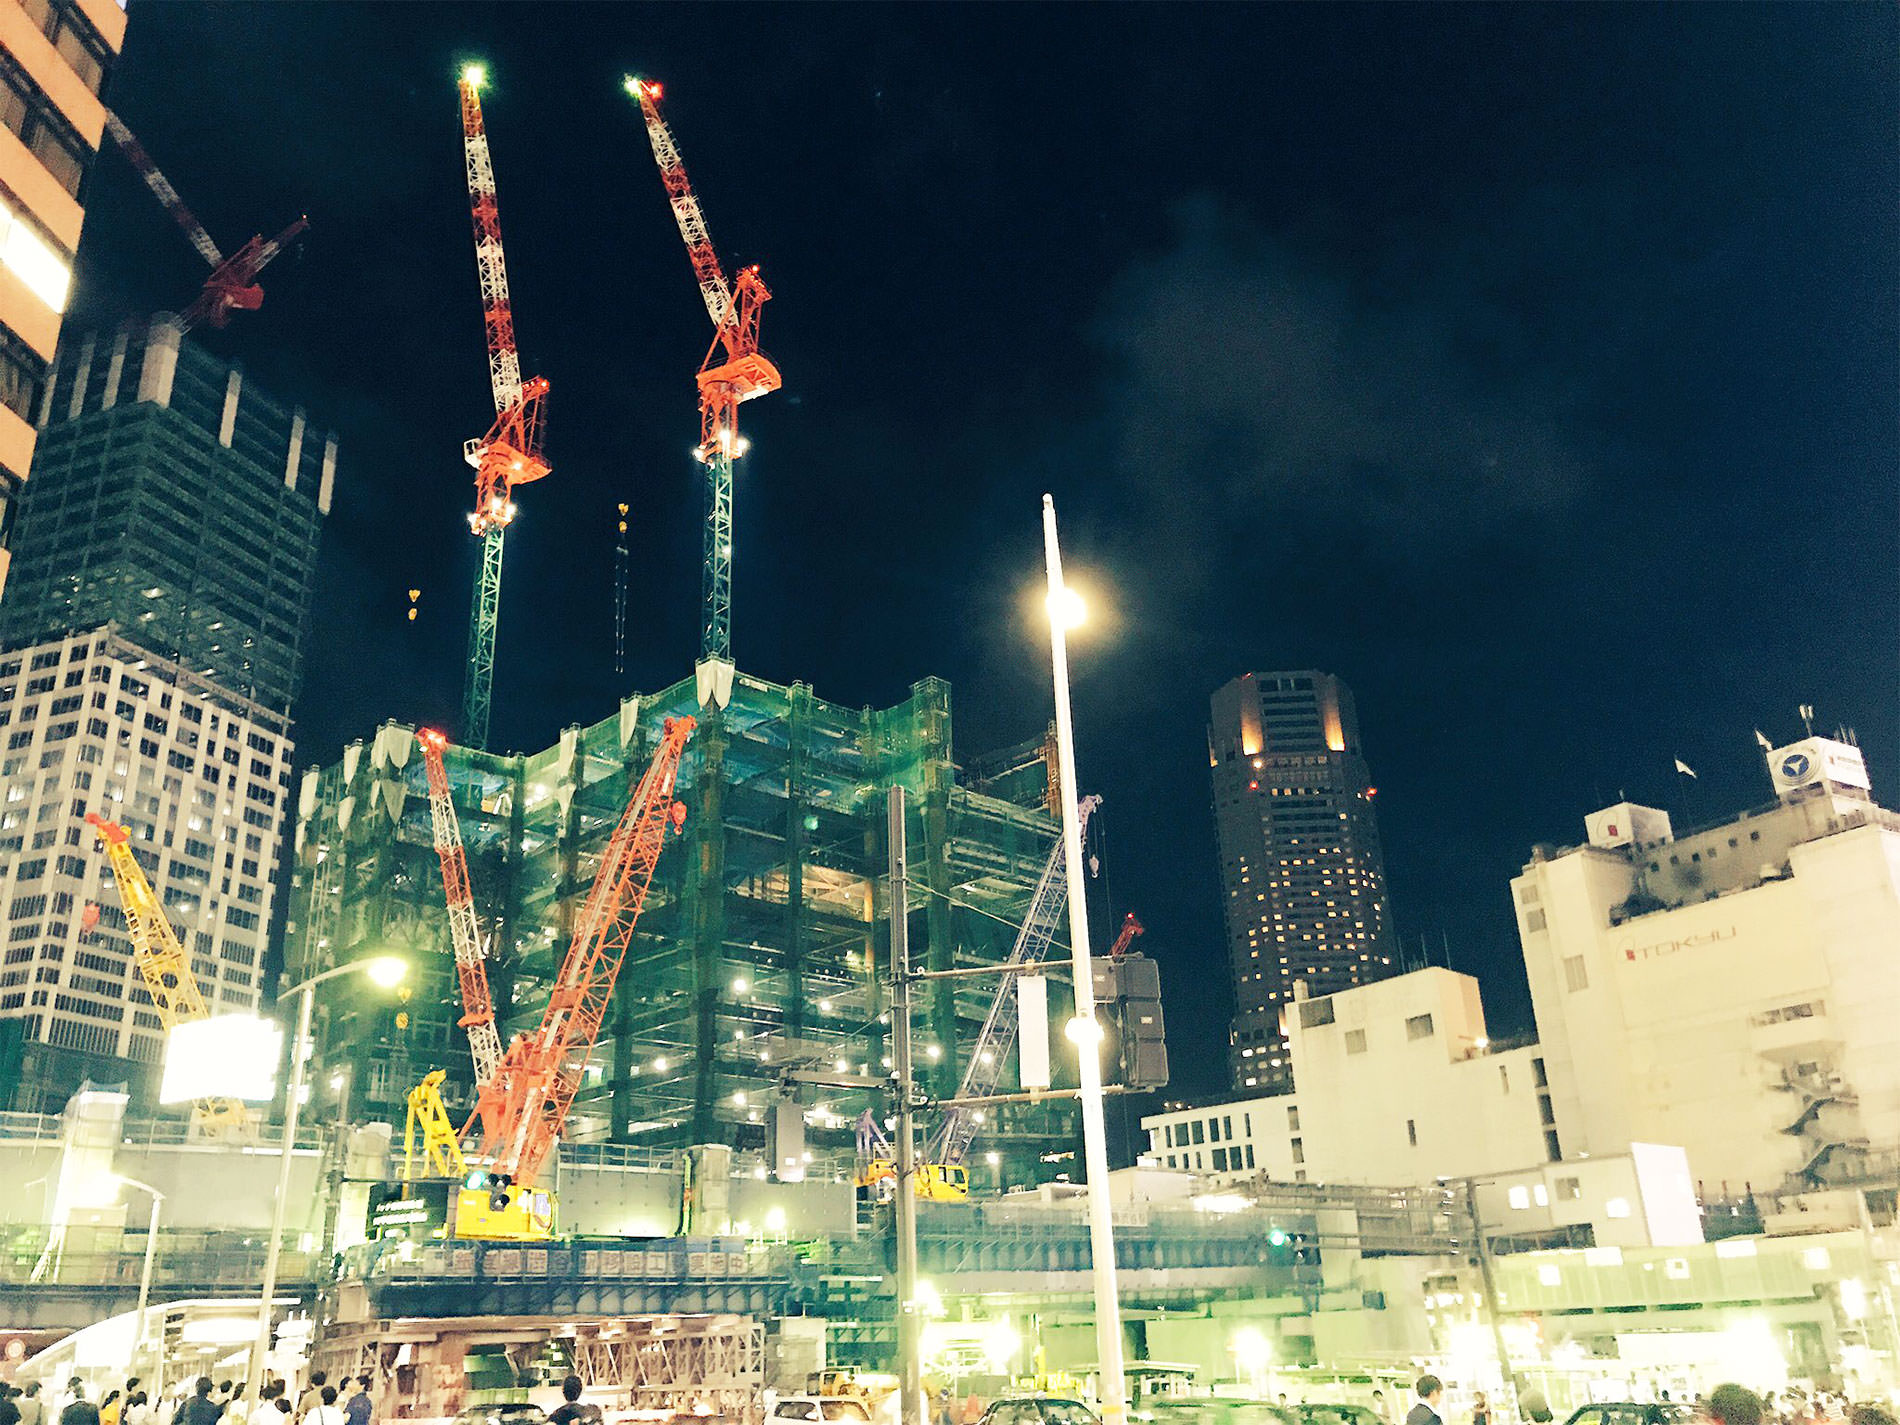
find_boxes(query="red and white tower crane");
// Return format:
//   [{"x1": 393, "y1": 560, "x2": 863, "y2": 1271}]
[
  {"x1": 417, "y1": 728, "x2": 503, "y2": 1086},
  {"x1": 468, "y1": 715, "x2": 696, "y2": 1189},
  {"x1": 102, "y1": 109, "x2": 307, "y2": 331},
  {"x1": 457, "y1": 65, "x2": 550, "y2": 750},
  {"x1": 625, "y1": 77, "x2": 780, "y2": 673}
]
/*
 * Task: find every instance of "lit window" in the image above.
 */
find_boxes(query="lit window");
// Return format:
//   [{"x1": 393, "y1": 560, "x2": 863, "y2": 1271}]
[{"x1": 0, "y1": 197, "x2": 70, "y2": 311}]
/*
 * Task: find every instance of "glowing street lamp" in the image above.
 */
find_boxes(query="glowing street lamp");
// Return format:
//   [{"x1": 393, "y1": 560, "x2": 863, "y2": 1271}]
[
  {"x1": 245, "y1": 954, "x2": 408, "y2": 1405},
  {"x1": 1041, "y1": 493, "x2": 1127, "y2": 1425}
]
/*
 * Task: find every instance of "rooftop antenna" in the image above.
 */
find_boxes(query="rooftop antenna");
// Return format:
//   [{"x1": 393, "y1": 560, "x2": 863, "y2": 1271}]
[{"x1": 1799, "y1": 704, "x2": 1815, "y2": 737}]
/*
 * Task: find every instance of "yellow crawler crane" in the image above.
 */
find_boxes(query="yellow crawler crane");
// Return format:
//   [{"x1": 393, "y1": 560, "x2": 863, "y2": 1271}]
[
  {"x1": 403, "y1": 1070, "x2": 469, "y2": 1182},
  {"x1": 85, "y1": 813, "x2": 249, "y2": 1137}
]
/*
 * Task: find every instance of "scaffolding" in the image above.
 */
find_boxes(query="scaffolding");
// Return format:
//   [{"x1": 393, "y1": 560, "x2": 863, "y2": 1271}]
[{"x1": 286, "y1": 667, "x2": 1079, "y2": 1172}]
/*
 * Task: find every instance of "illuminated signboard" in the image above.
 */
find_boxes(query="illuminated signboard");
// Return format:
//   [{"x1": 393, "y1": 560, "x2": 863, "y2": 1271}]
[
  {"x1": 159, "y1": 1014, "x2": 283, "y2": 1104},
  {"x1": 366, "y1": 1180, "x2": 452, "y2": 1238}
]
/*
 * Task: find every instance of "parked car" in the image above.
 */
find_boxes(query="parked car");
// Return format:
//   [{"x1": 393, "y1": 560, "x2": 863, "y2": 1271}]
[
  {"x1": 456, "y1": 1407, "x2": 551, "y2": 1425},
  {"x1": 978, "y1": 1399, "x2": 1103, "y2": 1425},
  {"x1": 1562, "y1": 1406, "x2": 1694, "y2": 1425},
  {"x1": 1298, "y1": 1406, "x2": 1381, "y2": 1425},
  {"x1": 773, "y1": 1399, "x2": 876, "y2": 1424},
  {"x1": 1140, "y1": 1403, "x2": 1298, "y2": 1425}
]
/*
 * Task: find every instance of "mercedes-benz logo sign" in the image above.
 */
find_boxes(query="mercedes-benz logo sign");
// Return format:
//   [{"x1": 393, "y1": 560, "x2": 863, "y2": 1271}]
[{"x1": 1781, "y1": 752, "x2": 1812, "y2": 780}]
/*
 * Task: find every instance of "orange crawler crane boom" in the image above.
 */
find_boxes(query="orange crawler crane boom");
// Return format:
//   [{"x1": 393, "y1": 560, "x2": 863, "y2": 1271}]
[
  {"x1": 417, "y1": 729, "x2": 503, "y2": 1086},
  {"x1": 470, "y1": 715, "x2": 696, "y2": 1189}
]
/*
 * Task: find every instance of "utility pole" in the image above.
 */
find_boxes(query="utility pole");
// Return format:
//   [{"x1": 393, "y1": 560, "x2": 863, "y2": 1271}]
[
  {"x1": 888, "y1": 786, "x2": 923, "y2": 1425},
  {"x1": 1464, "y1": 1180, "x2": 1521, "y2": 1418}
]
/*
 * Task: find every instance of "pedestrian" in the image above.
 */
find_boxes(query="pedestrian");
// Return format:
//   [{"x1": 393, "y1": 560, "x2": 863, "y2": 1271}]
[
  {"x1": 19, "y1": 1385, "x2": 45, "y2": 1425},
  {"x1": 245, "y1": 1387, "x2": 278, "y2": 1425},
  {"x1": 295, "y1": 1379, "x2": 327, "y2": 1425},
  {"x1": 54, "y1": 1381, "x2": 85, "y2": 1425},
  {"x1": 546, "y1": 1378, "x2": 593, "y2": 1425},
  {"x1": 123, "y1": 1394, "x2": 150, "y2": 1425},
  {"x1": 3, "y1": 1385, "x2": 24, "y2": 1425},
  {"x1": 1406, "y1": 1377, "x2": 1444, "y2": 1425},
  {"x1": 1471, "y1": 1393, "x2": 1488, "y2": 1425},
  {"x1": 1371, "y1": 1392, "x2": 1391, "y2": 1425},
  {"x1": 100, "y1": 1393, "x2": 121, "y2": 1425},
  {"x1": 1708, "y1": 1387, "x2": 1764, "y2": 1425},
  {"x1": 303, "y1": 1389, "x2": 343, "y2": 1425},
  {"x1": 222, "y1": 1390, "x2": 246, "y2": 1424},
  {"x1": 176, "y1": 1381, "x2": 220, "y2": 1425},
  {"x1": 341, "y1": 1381, "x2": 371, "y2": 1425}
]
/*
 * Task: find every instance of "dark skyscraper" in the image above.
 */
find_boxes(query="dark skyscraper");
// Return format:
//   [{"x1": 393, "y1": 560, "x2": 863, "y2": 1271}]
[
  {"x1": 1208, "y1": 671, "x2": 1394, "y2": 1090},
  {"x1": 0, "y1": 316, "x2": 334, "y2": 711}
]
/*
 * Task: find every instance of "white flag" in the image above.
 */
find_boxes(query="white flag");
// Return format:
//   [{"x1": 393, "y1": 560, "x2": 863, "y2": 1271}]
[
  {"x1": 1755, "y1": 730, "x2": 1773, "y2": 751},
  {"x1": 1674, "y1": 758, "x2": 1697, "y2": 778}
]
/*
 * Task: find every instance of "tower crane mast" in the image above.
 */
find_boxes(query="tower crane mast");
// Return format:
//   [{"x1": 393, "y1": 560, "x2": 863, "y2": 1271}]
[
  {"x1": 469, "y1": 716, "x2": 696, "y2": 1188},
  {"x1": 417, "y1": 729, "x2": 503, "y2": 1086},
  {"x1": 456, "y1": 66, "x2": 550, "y2": 751},
  {"x1": 626, "y1": 77, "x2": 780, "y2": 670},
  {"x1": 85, "y1": 813, "x2": 246, "y2": 1133}
]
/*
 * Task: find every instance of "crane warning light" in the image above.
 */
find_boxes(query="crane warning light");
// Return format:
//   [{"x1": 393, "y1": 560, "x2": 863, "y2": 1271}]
[
  {"x1": 669, "y1": 801, "x2": 688, "y2": 834},
  {"x1": 462, "y1": 65, "x2": 487, "y2": 89}
]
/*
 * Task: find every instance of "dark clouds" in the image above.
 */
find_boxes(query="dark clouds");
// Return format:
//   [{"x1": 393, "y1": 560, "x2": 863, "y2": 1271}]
[{"x1": 1091, "y1": 197, "x2": 1591, "y2": 566}]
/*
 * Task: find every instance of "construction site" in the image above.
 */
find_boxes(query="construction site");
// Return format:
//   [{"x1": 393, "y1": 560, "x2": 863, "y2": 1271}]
[
  {"x1": 274, "y1": 67, "x2": 1099, "y2": 1188},
  {"x1": 284, "y1": 674, "x2": 1085, "y2": 1170},
  {"x1": 0, "y1": 56, "x2": 1172, "y2": 1413}
]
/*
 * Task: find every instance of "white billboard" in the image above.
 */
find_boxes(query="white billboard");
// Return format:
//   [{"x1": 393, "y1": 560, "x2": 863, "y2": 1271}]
[{"x1": 160, "y1": 1014, "x2": 284, "y2": 1104}]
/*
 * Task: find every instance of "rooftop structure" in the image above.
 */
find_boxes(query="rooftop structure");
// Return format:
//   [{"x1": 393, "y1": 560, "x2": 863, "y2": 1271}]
[
  {"x1": 285, "y1": 668, "x2": 1080, "y2": 1172},
  {"x1": 0, "y1": 316, "x2": 334, "y2": 712},
  {"x1": 1208, "y1": 671, "x2": 1394, "y2": 1089}
]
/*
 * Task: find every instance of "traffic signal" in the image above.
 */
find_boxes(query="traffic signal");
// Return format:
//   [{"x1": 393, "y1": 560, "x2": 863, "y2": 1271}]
[{"x1": 1091, "y1": 951, "x2": 1170, "y2": 1090}]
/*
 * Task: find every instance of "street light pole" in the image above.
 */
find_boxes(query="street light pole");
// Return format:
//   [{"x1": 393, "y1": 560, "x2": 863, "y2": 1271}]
[
  {"x1": 117, "y1": 1176, "x2": 165, "y2": 1400},
  {"x1": 245, "y1": 956, "x2": 407, "y2": 1406},
  {"x1": 1041, "y1": 494, "x2": 1128, "y2": 1425},
  {"x1": 888, "y1": 786, "x2": 923, "y2": 1425}
]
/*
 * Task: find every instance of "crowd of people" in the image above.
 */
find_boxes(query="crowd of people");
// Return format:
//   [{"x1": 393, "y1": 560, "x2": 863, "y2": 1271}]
[
  {"x1": 0, "y1": 1374, "x2": 377, "y2": 1425},
  {"x1": 1396, "y1": 1377, "x2": 1900, "y2": 1425}
]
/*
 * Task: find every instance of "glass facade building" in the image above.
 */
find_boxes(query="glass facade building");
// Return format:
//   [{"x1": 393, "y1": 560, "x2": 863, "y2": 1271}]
[{"x1": 0, "y1": 316, "x2": 334, "y2": 711}]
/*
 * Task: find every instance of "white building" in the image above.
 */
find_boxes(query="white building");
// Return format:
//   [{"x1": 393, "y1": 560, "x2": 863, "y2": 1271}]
[
  {"x1": 1143, "y1": 967, "x2": 1554, "y2": 1185},
  {"x1": 1517, "y1": 735, "x2": 1900, "y2": 1195},
  {"x1": 0, "y1": 626, "x2": 290, "y2": 1108}
]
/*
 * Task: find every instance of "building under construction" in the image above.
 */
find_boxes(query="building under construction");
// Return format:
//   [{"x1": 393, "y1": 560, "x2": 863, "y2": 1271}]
[{"x1": 285, "y1": 667, "x2": 1082, "y2": 1173}]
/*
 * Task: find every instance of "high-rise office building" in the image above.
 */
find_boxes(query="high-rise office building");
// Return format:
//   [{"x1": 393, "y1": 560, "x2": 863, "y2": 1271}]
[
  {"x1": 0, "y1": 0, "x2": 127, "y2": 595},
  {"x1": 0, "y1": 626, "x2": 290, "y2": 1111},
  {"x1": 0, "y1": 316, "x2": 334, "y2": 711},
  {"x1": 0, "y1": 321, "x2": 331, "y2": 1108},
  {"x1": 1208, "y1": 671, "x2": 1394, "y2": 1089}
]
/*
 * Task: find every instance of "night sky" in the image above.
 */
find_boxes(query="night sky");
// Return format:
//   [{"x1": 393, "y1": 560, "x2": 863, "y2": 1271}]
[{"x1": 72, "y1": 5, "x2": 1897, "y2": 1099}]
